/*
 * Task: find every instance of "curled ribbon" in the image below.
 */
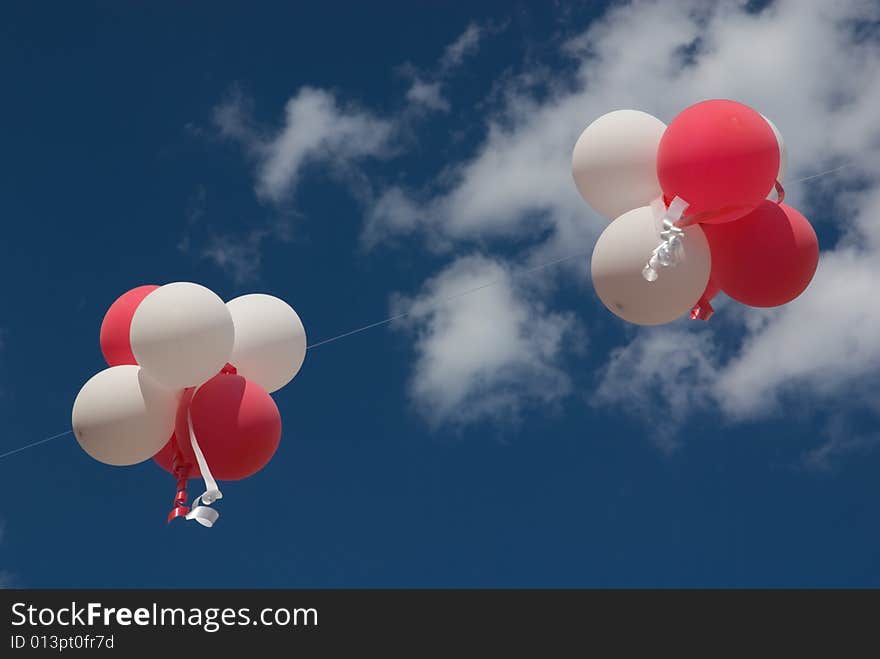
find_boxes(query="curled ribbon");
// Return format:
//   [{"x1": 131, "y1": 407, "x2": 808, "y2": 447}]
[
  {"x1": 164, "y1": 385, "x2": 223, "y2": 528},
  {"x1": 183, "y1": 386, "x2": 223, "y2": 528},
  {"x1": 642, "y1": 196, "x2": 690, "y2": 282},
  {"x1": 772, "y1": 180, "x2": 785, "y2": 204}
]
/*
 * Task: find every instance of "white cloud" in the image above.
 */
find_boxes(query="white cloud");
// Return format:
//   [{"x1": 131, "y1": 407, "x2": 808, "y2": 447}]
[
  {"x1": 363, "y1": 187, "x2": 425, "y2": 249},
  {"x1": 441, "y1": 22, "x2": 483, "y2": 70},
  {"x1": 392, "y1": 254, "x2": 579, "y2": 428},
  {"x1": 406, "y1": 79, "x2": 450, "y2": 113},
  {"x1": 801, "y1": 414, "x2": 880, "y2": 471},
  {"x1": 368, "y1": 0, "x2": 880, "y2": 445},
  {"x1": 214, "y1": 86, "x2": 393, "y2": 204},
  {"x1": 594, "y1": 326, "x2": 720, "y2": 451},
  {"x1": 201, "y1": 87, "x2": 392, "y2": 282},
  {"x1": 714, "y1": 249, "x2": 880, "y2": 419},
  {"x1": 212, "y1": 87, "x2": 263, "y2": 148},
  {"x1": 204, "y1": 22, "x2": 490, "y2": 280},
  {"x1": 403, "y1": 22, "x2": 488, "y2": 113},
  {"x1": 198, "y1": 214, "x2": 296, "y2": 284},
  {"x1": 200, "y1": 229, "x2": 267, "y2": 284}
]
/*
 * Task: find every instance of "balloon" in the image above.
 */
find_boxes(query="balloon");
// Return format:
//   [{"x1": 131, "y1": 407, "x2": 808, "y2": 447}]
[
  {"x1": 591, "y1": 205, "x2": 711, "y2": 325},
  {"x1": 703, "y1": 201, "x2": 819, "y2": 307},
  {"x1": 72, "y1": 365, "x2": 179, "y2": 466},
  {"x1": 761, "y1": 114, "x2": 787, "y2": 185},
  {"x1": 226, "y1": 294, "x2": 307, "y2": 393},
  {"x1": 175, "y1": 373, "x2": 281, "y2": 481},
  {"x1": 99, "y1": 285, "x2": 159, "y2": 366},
  {"x1": 130, "y1": 282, "x2": 235, "y2": 389},
  {"x1": 657, "y1": 99, "x2": 780, "y2": 225},
  {"x1": 571, "y1": 109, "x2": 666, "y2": 220}
]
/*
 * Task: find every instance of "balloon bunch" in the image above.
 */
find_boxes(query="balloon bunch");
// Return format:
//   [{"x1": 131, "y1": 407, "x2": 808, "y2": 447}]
[
  {"x1": 71, "y1": 283, "x2": 307, "y2": 527},
  {"x1": 572, "y1": 100, "x2": 819, "y2": 325}
]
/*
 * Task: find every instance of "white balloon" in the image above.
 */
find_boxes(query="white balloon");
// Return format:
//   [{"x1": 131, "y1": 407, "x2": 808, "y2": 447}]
[
  {"x1": 72, "y1": 365, "x2": 179, "y2": 466},
  {"x1": 591, "y1": 206, "x2": 711, "y2": 326},
  {"x1": 130, "y1": 282, "x2": 234, "y2": 388},
  {"x1": 761, "y1": 114, "x2": 787, "y2": 197},
  {"x1": 226, "y1": 293, "x2": 307, "y2": 393},
  {"x1": 571, "y1": 109, "x2": 667, "y2": 220}
]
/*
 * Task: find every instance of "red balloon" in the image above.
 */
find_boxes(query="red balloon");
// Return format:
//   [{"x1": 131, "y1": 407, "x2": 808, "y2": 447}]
[
  {"x1": 171, "y1": 374, "x2": 281, "y2": 481},
  {"x1": 657, "y1": 99, "x2": 779, "y2": 225},
  {"x1": 99, "y1": 285, "x2": 159, "y2": 366},
  {"x1": 703, "y1": 201, "x2": 819, "y2": 307}
]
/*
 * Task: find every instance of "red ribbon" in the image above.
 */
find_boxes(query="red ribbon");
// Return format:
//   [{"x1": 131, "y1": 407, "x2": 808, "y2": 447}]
[
  {"x1": 167, "y1": 437, "x2": 193, "y2": 523},
  {"x1": 690, "y1": 296, "x2": 714, "y2": 322}
]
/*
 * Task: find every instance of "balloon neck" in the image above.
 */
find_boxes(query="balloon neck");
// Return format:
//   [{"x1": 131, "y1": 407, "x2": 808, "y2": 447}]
[
  {"x1": 690, "y1": 296, "x2": 715, "y2": 321},
  {"x1": 220, "y1": 363, "x2": 238, "y2": 375},
  {"x1": 167, "y1": 442, "x2": 194, "y2": 523},
  {"x1": 171, "y1": 454, "x2": 193, "y2": 481},
  {"x1": 167, "y1": 461, "x2": 192, "y2": 523}
]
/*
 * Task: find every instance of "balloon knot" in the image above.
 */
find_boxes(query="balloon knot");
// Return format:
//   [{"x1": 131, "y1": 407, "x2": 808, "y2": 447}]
[
  {"x1": 773, "y1": 180, "x2": 785, "y2": 204},
  {"x1": 690, "y1": 297, "x2": 714, "y2": 321}
]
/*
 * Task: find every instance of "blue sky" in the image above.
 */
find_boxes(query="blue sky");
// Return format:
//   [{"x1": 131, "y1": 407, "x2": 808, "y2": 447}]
[{"x1": 2, "y1": 0, "x2": 880, "y2": 587}]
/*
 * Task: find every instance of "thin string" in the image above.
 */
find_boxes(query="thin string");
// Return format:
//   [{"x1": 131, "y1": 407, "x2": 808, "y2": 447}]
[
  {"x1": 307, "y1": 250, "x2": 590, "y2": 349},
  {"x1": 792, "y1": 163, "x2": 855, "y2": 183},
  {"x1": 0, "y1": 162, "x2": 856, "y2": 462},
  {"x1": 0, "y1": 430, "x2": 73, "y2": 460}
]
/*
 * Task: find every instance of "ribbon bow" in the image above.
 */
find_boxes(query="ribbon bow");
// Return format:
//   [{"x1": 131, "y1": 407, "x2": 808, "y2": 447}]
[{"x1": 642, "y1": 196, "x2": 690, "y2": 282}]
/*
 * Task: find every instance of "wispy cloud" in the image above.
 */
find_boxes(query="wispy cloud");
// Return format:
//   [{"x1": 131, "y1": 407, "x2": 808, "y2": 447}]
[
  {"x1": 197, "y1": 21, "x2": 499, "y2": 283},
  {"x1": 594, "y1": 327, "x2": 720, "y2": 452},
  {"x1": 405, "y1": 80, "x2": 450, "y2": 113},
  {"x1": 801, "y1": 411, "x2": 880, "y2": 471},
  {"x1": 441, "y1": 22, "x2": 484, "y2": 71},
  {"x1": 401, "y1": 21, "x2": 500, "y2": 114},
  {"x1": 200, "y1": 229, "x2": 267, "y2": 285},
  {"x1": 195, "y1": 86, "x2": 393, "y2": 281},
  {"x1": 199, "y1": 215, "x2": 296, "y2": 284},
  {"x1": 214, "y1": 86, "x2": 393, "y2": 205},
  {"x1": 392, "y1": 254, "x2": 580, "y2": 428}
]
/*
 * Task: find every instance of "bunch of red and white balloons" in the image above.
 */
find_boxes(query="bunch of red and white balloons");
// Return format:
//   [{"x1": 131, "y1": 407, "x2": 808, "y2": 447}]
[
  {"x1": 71, "y1": 282, "x2": 306, "y2": 527},
  {"x1": 572, "y1": 99, "x2": 819, "y2": 325}
]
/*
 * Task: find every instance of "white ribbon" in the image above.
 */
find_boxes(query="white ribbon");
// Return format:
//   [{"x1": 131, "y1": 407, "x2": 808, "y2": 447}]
[
  {"x1": 183, "y1": 386, "x2": 222, "y2": 528},
  {"x1": 185, "y1": 496, "x2": 220, "y2": 528},
  {"x1": 642, "y1": 196, "x2": 690, "y2": 282}
]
